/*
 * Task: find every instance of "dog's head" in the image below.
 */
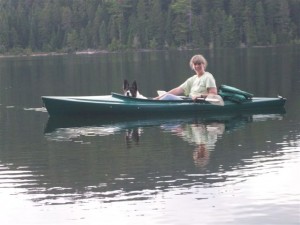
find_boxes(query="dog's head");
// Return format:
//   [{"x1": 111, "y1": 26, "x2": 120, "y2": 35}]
[{"x1": 123, "y1": 80, "x2": 138, "y2": 97}]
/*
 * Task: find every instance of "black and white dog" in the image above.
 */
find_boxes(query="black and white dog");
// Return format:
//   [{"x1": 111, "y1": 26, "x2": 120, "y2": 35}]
[{"x1": 123, "y1": 80, "x2": 147, "y2": 99}]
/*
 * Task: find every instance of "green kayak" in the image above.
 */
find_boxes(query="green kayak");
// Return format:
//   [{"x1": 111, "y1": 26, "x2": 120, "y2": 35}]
[{"x1": 42, "y1": 85, "x2": 286, "y2": 117}]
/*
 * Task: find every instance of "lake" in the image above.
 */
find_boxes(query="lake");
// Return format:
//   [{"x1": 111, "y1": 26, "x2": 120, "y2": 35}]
[{"x1": 0, "y1": 46, "x2": 300, "y2": 225}]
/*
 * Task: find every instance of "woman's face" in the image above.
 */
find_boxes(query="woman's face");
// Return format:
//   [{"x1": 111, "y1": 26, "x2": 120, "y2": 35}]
[{"x1": 193, "y1": 62, "x2": 205, "y2": 75}]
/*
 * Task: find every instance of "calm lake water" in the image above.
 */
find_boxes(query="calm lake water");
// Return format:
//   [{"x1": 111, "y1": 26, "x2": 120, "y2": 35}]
[{"x1": 0, "y1": 46, "x2": 300, "y2": 225}]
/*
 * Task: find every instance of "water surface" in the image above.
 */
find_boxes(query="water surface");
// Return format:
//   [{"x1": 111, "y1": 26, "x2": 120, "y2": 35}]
[{"x1": 0, "y1": 46, "x2": 299, "y2": 224}]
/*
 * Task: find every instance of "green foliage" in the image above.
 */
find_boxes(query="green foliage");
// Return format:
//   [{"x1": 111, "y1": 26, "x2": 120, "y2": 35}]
[{"x1": 0, "y1": 0, "x2": 299, "y2": 54}]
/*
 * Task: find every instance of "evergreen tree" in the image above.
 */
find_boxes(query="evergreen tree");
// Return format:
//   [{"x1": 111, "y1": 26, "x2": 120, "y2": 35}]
[
  {"x1": 127, "y1": 13, "x2": 138, "y2": 49},
  {"x1": 275, "y1": 0, "x2": 291, "y2": 44},
  {"x1": 255, "y1": 1, "x2": 267, "y2": 45},
  {"x1": 229, "y1": 0, "x2": 245, "y2": 46},
  {"x1": 99, "y1": 21, "x2": 108, "y2": 48},
  {"x1": 289, "y1": 0, "x2": 300, "y2": 42},
  {"x1": 264, "y1": 0, "x2": 278, "y2": 44},
  {"x1": 136, "y1": 0, "x2": 148, "y2": 48},
  {"x1": 244, "y1": 5, "x2": 257, "y2": 46},
  {"x1": 148, "y1": 0, "x2": 165, "y2": 49},
  {"x1": 210, "y1": 8, "x2": 226, "y2": 48},
  {"x1": 223, "y1": 15, "x2": 237, "y2": 47},
  {"x1": 170, "y1": 0, "x2": 192, "y2": 47},
  {"x1": 164, "y1": 6, "x2": 173, "y2": 48},
  {"x1": 0, "y1": 0, "x2": 299, "y2": 54},
  {"x1": 0, "y1": 11, "x2": 10, "y2": 52}
]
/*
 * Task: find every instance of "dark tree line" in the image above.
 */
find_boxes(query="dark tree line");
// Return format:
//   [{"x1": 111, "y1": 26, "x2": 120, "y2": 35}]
[{"x1": 0, "y1": 0, "x2": 299, "y2": 54}]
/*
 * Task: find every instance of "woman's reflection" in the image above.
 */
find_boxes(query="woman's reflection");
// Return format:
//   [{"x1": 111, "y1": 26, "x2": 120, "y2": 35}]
[
  {"x1": 161, "y1": 122, "x2": 225, "y2": 167},
  {"x1": 194, "y1": 144, "x2": 209, "y2": 167}
]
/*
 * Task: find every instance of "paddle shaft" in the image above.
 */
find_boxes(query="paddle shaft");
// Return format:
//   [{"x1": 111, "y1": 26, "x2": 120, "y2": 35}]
[{"x1": 196, "y1": 97, "x2": 220, "y2": 102}]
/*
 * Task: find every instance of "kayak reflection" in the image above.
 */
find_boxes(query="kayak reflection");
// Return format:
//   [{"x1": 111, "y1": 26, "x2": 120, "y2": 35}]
[
  {"x1": 44, "y1": 109, "x2": 285, "y2": 151},
  {"x1": 35, "y1": 110, "x2": 287, "y2": 204}
]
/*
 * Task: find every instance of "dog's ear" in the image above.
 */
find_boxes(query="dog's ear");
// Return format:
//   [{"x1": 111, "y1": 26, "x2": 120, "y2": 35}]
[
  {"x1": 123, "y1": 79, "x2": 129, "y2": 90},
  {"x1": 132, "y1": 80, "x2": 137, "y2": 91}
]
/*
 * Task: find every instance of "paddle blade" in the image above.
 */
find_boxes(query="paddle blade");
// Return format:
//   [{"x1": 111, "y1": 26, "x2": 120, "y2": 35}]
[
  {"x1": 206, "y1": 94, "x2": 224, "y2": 106},
  {"x1": 157, "y1": 90, "x2": 167, "y2": 96}
]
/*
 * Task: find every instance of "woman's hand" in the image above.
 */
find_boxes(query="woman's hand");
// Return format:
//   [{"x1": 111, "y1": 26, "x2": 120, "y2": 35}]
[{"x1": 192, "y1": 94, "x2": 205, "y2": 101}]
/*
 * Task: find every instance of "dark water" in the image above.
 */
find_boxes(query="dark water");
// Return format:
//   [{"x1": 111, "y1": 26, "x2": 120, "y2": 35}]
[{"x1": 0, "y1": 46, "x2": 300, "y2": 224}]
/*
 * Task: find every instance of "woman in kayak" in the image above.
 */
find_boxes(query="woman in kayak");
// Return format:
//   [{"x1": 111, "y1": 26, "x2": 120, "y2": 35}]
[{"x1": 155, "y1": 54, "x2": 217, "y2": 100}]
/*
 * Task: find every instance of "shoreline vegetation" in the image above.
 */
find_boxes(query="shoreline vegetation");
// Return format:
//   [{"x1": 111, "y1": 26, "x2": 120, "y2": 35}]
[
  {"x1": 0, "y1": 49, "x2": 154, "y2": 58},
  {"x1": 0, "y1": 44, "x2": 298, "y2": 59},
  {"x1": 1, "y1": 0, "x2": 299, "y2": 59},
  {"x1": 0, "y1": 49, "x2": 109, "y2": 58}
]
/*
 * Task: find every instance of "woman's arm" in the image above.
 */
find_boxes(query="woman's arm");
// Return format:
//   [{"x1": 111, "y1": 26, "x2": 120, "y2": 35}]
[
  {"x1": 154, "y1": 86, "x2": 184, "y2": 100},
  {"x1": 207, "y1": 87, "x2": 218, "y2": 95},
  {"x1": 168, "y1": 86, "x2": 185, "y2": 95},
  {"x1": 191, "y1": 87, "x2": 218, "y2": 100}
]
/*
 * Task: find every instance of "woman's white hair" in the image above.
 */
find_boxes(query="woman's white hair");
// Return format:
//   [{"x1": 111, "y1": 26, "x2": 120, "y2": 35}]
[{"x1": 189, "y1": 54, "x2": 207, "y2": 69}]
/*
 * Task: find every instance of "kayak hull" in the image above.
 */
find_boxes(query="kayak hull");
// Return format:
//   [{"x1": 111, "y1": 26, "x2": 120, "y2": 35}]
[{"x1": 42, "y1": 92, "x2": 286, "y2": 117}]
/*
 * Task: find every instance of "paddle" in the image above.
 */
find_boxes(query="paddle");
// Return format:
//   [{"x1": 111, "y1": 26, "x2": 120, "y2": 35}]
[
  {"x1": 157, "y1": 90, "x2": 224, "y2": 106},
  {"x1": 197, "y1": 94, "x2": 224, "y2": 106}
]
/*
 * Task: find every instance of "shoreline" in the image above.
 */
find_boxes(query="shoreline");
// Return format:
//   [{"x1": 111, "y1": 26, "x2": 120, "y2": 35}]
[
  {"x1": 0, "y1": 44, "x2": 298, "y2": 59},
  {"x1": 0, "y1": 49, "x2": 162, "y2": 58},
  {"x1": 0, "y1": 50, "x2": 110, "y2": 58}
]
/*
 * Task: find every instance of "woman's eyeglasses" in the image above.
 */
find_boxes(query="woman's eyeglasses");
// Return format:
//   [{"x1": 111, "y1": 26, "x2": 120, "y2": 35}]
[{"x1": 194, "y1": 62, "x2": 203, "y2": 66}]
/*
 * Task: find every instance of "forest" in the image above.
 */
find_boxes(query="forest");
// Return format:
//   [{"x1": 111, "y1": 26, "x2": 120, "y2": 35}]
[{"x1": 0, "y1": 0, "x2": 300, "y2": 54}]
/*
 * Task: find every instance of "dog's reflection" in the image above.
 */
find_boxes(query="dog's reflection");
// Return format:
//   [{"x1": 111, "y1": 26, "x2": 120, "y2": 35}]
[{"x1": 125, "y1": 127, "x2": 143, "y2": 147}]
